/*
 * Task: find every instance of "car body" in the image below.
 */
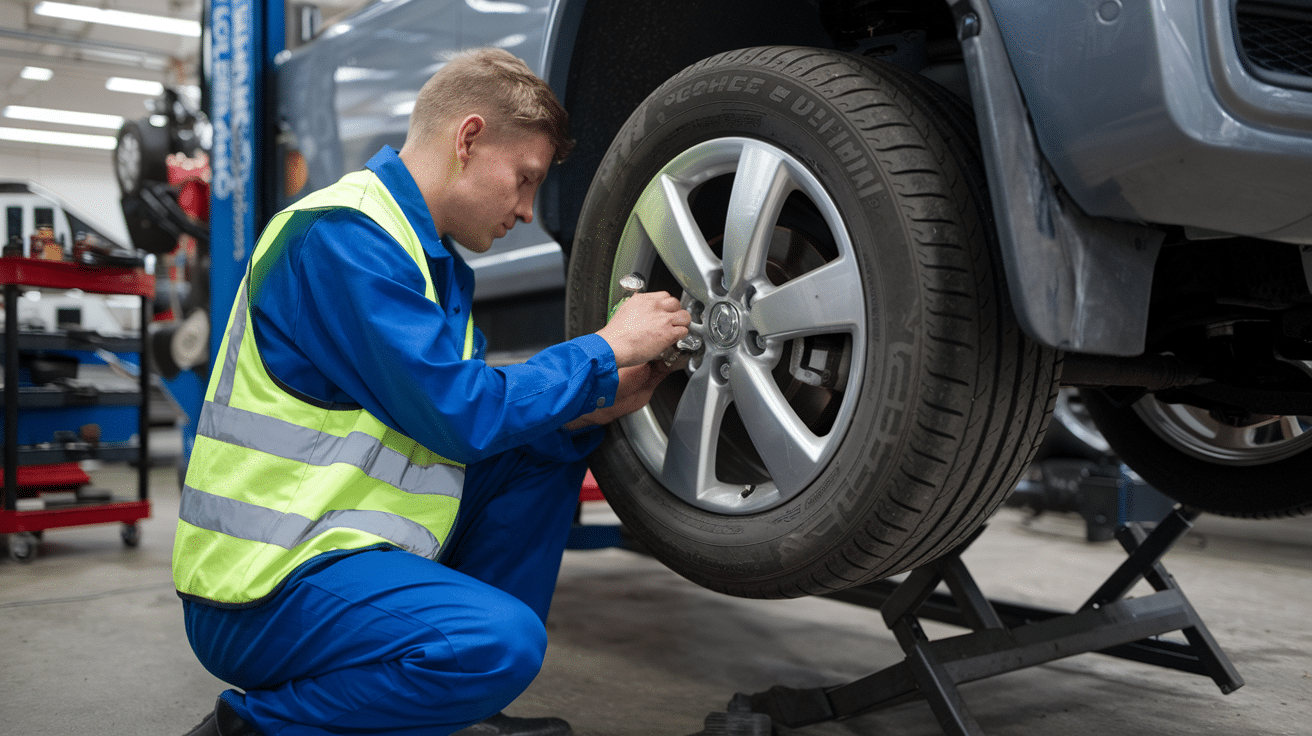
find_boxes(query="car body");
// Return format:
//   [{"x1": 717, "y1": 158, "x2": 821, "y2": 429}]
[{"x1": 276, "y1": 0, "x2": 1312, "y2": 348}]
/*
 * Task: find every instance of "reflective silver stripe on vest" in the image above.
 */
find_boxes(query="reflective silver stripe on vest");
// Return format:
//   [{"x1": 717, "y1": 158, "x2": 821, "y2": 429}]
[
  {"x1": 198, "y1": 400, "x2": 465, "y2": 498},
  {"x1": 180, "y1": 485, "x2": 443, "y2": 558},
  {"x1": 214, "y1": 276, "x2": 250, "y2": 406}
]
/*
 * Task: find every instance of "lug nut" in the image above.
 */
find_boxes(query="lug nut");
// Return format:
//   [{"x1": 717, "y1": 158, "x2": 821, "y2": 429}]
[
  {"x1": 619, "y1": 273, "x2": 646, "y2": 296},
  {"x1": 612, "y1": 272, "x2": 647, "y2": 319}
]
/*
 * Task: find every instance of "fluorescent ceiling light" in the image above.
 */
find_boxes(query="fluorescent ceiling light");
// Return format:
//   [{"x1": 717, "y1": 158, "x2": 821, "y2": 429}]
[
  {"x1": 106, "y1": 76, "x2": 164, "y2": 96},
  {"x1": 0, "y1": 126, "x2": 116, "y2": 150},
  {"x1": 34, "y1": 1, "x2": 200, "y2": 37},
  {"x1": 334, "y1": 67, "x2": 372, "y2": 83},
  {"x1": 491, "y1": 33, "x2": 527, "y2": 48},
  {"x1": 5, "y1": 105, "x2": 124, "y2": 129},
  {"x1": 20, "y1": 67, "x2": 54, "y2": 81},
  {"x1": 322, "y1": 23, "x2": 353, "y2": 39},
  {"x1": 465, "y1": 0, "x2": 529, "y2": 13},
  {"x1": 84, "y1": 47, "x2": 168, "y2": 70}
]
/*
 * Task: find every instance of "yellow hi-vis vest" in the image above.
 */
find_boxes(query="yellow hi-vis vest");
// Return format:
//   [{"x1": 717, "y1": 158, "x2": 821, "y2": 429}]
[{"x1": 172, "y1": 169, "x2": 474, "y2": 606}]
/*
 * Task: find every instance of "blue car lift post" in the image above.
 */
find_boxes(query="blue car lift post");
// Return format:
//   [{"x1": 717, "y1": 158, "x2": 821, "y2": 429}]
[
  {"x1": 169, "y1": 0, "x2": 284, "y2": 456},
  {"x1": 692, "y1": 507, "x2": 1243, "y2": 736}
]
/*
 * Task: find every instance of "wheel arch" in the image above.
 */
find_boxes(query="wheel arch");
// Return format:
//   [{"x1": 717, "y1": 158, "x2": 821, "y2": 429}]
[
  {"x1": 954, "y1": 0, "x2": 1167, "y2": 357},
  {"x1": 538, "y1": 0, "x2": 836, "y2": 253},
  {"x1": 543, "y1": 0, "x2": 1170, "y2": 358}
]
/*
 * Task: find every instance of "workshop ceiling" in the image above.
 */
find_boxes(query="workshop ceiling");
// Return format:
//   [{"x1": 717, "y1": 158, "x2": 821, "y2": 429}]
[
  {"x1": 0, "y1": 0, "x2": 203, "y2": 151},
  {"x1": 0, "y1": 0, "x2": 364, "y2": 155}
]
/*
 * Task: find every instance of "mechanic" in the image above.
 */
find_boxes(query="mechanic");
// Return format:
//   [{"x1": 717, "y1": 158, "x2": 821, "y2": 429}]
[{"x1": 174, "y1": 47, "x2": 691, "y2": 736}]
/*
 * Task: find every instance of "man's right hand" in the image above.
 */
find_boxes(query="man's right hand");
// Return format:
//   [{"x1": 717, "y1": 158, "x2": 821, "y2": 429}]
[{"x1": 596, "y1": 291, "x2": 691, "y2": 368}]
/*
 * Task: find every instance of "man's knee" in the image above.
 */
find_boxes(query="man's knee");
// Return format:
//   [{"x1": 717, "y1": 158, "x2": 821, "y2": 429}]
[
  {"x1": 433, "y1": 596, "x2": 547, "y2": 697},
  {"x1": 482, "y1": 600, "x2": 548, "y2": 688}
]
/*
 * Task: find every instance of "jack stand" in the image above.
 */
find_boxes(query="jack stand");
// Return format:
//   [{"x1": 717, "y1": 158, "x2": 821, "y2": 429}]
[{"x1": 693, "y1": 507, "x2": 1243, "y2": 736}]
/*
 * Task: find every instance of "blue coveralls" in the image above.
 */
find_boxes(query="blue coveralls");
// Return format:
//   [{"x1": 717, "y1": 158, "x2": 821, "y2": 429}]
[{"x1": 182, "y1": 147, "x2": 619, "y2": 736}]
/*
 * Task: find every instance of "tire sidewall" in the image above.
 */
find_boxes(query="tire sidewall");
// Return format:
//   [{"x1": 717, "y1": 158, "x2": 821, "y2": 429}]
[{"x1": 115, "y1": 121, "x2": 170, "y2": 196}]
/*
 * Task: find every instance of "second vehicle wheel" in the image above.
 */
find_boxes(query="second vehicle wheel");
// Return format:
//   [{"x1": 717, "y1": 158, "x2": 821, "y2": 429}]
[
  {"x1": 1082, "y1": 390, "x2": 1312, "y2": 518},
  {"x1": 566, "y1": 47, "x2": 1060, "y2": 598},
  {"x1": 1032, "y1": 388, "x2": 1114, "y2": 463}
]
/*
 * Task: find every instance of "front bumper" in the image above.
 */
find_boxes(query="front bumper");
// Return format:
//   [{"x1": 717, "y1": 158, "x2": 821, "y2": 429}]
[{"x1": 992, "y1": 0, "x2": 1312, "y2": 244}]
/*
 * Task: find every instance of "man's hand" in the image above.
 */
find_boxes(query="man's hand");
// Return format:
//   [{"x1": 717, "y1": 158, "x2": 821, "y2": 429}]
[
  {"x1": 565, "y1": 360, "x2": 677, "y2": 430},
  {"x1": 596, "y1": 291, "x2": 691, "y2": 368}
]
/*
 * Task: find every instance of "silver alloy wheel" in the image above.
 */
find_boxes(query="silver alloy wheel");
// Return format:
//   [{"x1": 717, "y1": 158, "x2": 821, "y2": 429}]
[
  {"x1": 116, "y1": 130, "x2": 141, "y2": 192},
  {"x1": 1133, "y1": 395, "x2": 1312, "y2": 466},
  {"x1": 611, "y1": 137, "x2": 865, "y2": 515}
]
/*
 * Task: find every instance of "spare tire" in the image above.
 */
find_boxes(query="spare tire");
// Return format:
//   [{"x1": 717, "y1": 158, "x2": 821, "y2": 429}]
[
  {"x1": 566, "y1": 47, "x2": 1060, "y2": 598},
  {"x1": 114, "y1": 120, "x2": 170, "y2": 196}
]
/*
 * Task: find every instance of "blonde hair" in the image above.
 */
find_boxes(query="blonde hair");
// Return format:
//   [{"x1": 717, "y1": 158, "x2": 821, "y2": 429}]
[{"x1": 407, "y1": 47, "x2": 573, "y2": 162}]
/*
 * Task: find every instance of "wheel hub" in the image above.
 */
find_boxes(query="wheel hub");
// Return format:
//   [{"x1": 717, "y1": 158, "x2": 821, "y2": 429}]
[
  {"x1": 612, "y1": 136, "x2": 865, "y2": 515},
  {"x1": 707, "y1": 301, "x2": 743, "y2": 348}
]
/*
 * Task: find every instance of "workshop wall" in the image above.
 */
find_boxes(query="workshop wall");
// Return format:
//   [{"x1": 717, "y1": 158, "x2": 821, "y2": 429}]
[{"x1": 0, "y1": 141, "x2": 129, "y2": 246}]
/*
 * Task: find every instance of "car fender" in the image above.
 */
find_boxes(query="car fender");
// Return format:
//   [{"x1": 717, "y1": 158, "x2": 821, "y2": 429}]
[{"x1": 955, "y1": 0, "x2": 1163, "y2": 356}]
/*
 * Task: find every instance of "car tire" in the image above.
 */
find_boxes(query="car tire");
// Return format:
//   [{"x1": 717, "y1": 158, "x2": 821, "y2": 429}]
[
  {"x1": 114, "y1": 120, "x2": 170, "y2": 196},
  {"x1": 566, "y1": 47, "x2": 1061, "y2": 598},
  {"x1": 1082, "y1": 390, "x2": 1312, "y2": 518}
]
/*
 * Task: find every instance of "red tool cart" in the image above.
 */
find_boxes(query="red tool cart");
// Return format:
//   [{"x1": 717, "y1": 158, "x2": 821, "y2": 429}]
[{"x1": 0, "y1": 258, "x2": 154, "y2": 562}]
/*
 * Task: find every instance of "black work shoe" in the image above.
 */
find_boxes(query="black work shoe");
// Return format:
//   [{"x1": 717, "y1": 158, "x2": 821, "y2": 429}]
[
  {"x1": 452, "y1": 711, "x2": 573, "y2": 736},
  {"x1": 182, "y1": 696, "x2": 264, "y2": 736}
]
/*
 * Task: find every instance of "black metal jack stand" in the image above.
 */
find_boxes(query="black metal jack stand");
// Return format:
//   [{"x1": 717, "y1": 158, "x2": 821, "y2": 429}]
[{"x1": 689, "y1": 507, "x2": 1243, "y2": 736}]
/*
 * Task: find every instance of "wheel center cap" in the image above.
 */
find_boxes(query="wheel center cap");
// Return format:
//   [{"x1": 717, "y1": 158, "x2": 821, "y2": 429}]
[{"x1": 707, "y1": 302, "x2": 742, "y2": 348}]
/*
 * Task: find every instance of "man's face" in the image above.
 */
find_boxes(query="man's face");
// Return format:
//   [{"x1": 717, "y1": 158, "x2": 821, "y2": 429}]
[{"x1": 446, "y1": 128, "x2": 554, "y2": 254}]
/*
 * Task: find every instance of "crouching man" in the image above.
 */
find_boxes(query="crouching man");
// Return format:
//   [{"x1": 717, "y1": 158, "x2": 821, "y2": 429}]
[{"x1": 175, "y1": 48, "x2": 690, "y2": 736}]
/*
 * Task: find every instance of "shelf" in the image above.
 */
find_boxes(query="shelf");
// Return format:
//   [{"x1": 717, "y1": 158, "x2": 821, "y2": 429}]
[
  {"x1": 0, "y1": 385, "x2": 141, "y2": 408},
  {"x1": 10, "y1": 441, "x2": 140, "y2": 465},
  {"x1": 0, "y1": 499, "x2": 150, "y2": 534},
  {"x1": 0, "y1": 258, "x2": 153, "y2": 296},
  {"x1": 0, "y1": 330, "x2": 141, "y2": 354},
  {"x1": 2, "y1": 260, "x2": 151, "y2": 538}
]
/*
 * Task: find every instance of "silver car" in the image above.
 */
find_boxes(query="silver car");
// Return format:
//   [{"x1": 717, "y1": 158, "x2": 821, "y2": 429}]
[{"x1": 277, "y1": 0, "x2": 1312, "y2": 598}]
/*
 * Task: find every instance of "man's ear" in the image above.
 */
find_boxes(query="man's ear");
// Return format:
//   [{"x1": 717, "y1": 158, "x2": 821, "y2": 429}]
[{"x1": 454, "y1": 114, "x2": 486, "y2": 169}]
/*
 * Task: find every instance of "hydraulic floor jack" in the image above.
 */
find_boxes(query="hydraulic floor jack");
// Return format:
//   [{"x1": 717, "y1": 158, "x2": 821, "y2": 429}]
[{"x1": 689, "y1": 507, "x2": 1242, "y2": 736}]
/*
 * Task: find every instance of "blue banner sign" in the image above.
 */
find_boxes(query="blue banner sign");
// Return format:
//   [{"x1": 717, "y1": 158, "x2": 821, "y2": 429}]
[
  {"x1": 207, "y1": 0, "x2": 282, "y2": 361},
  {"x1": 208, "y1": 0, "x2": 257, "y2": 363}
]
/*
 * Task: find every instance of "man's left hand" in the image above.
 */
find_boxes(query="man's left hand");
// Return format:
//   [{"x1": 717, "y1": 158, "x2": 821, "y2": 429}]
[{"x1": 564, "y1": 360, "x2": 677, "y2": 430}]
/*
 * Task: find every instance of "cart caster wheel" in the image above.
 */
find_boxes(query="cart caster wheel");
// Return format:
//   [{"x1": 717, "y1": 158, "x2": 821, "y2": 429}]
[
  {"x1": 121, "y1": 522, "x2": 141, "y2": 548},
  {"x1": 9, "y1": 532, "x2": 38, "y2": 563}
]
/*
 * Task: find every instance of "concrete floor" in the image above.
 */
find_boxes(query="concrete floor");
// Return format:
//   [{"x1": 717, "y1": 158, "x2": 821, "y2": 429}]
[{"x1": 2, "y1": 449, "x2": 1311, "y2": 736}]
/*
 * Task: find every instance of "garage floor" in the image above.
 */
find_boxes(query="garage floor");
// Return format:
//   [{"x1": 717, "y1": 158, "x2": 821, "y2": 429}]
[{"x1": 2, "y1": 440, "x2": 1310, "y2": 736}]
